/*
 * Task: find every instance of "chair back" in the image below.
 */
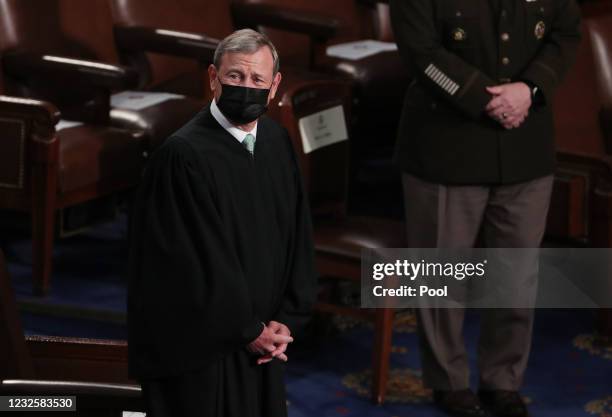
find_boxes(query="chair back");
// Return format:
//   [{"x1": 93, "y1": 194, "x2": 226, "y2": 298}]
[
  {"x1": 274, "y1": 76, "x2": 352, "y2": 217},
  {"x1": 110, "y1": 0, "x2": 233, "y2": 94},
  {"x1": 233, "y1": 0, "x2": 377, "y2": 67},
  {"x1": 586, "y1": 13, "x2": 612, "y2": 149},
  {"x1": 0, "y1": 0, "x2": 119, "y2": 62},
  {"x1": 553, "y1": 21, "x2": 605, "y2": 155},
  {"x1": 0, "y1": 0, "x2": 121, "y2": 121},
  {"x1": 372, "y1": 2, "x2": 394, "y2": 42}
]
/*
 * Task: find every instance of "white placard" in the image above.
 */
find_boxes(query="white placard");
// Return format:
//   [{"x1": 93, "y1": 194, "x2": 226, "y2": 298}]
[
  {"x1": 326, "y1": 39, "x2": 398, "y2": 61},
  {"x1": 298, "y1": 105, "x2": 348, "y2": 154},
  {"x1": 56, "y1": 120, "x2": 84, "y2": 131},
  {"x1": 111, "y1": 91, "x2": 184, "y2": 110}
]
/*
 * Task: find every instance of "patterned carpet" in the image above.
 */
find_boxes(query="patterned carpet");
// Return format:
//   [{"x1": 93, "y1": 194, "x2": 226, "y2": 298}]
[{"x1": 1, "y1": 214, "x2": 611, "y2": 417}]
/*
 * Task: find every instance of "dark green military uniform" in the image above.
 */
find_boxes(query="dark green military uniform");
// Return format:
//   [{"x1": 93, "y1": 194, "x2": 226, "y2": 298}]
[
  {"x1": 391, "y1": 0, "x2": 581, "y2": 184},
  {"x1": 389, "y1": 0, "x2": 582, "y2": 400}
]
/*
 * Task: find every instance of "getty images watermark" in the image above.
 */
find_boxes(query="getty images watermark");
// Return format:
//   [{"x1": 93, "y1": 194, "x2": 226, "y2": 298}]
[
  {"x1": 361, "y1": 248, "x2": 612, "y2": 309},
  {"x1": 372, "y1": 258, "x2": 488, "y2": 297}
]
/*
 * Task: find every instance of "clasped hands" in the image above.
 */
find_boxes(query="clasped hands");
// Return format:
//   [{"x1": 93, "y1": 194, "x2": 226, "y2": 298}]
[
  {"x1": 485, "y1": 82, "x2": 532, "y2": 130},
  {"x1": 246, "y1": 320, "x2": 293, "y2": 365}
]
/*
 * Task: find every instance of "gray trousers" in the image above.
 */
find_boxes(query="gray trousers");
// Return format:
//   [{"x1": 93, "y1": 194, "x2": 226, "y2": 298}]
[{"x1": 402, "y1": 173, "x2": 554, "y2": 391}]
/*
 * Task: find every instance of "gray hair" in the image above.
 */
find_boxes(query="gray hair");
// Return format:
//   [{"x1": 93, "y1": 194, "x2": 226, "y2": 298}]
[{"x1": 213, "y1": 29, "x2": 280, "y2": 75}]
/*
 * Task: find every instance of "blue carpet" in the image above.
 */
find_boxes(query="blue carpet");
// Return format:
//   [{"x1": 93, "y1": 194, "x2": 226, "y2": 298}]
[{"x1": 1, "y1": 215, "x2": 611, "y2": 416}]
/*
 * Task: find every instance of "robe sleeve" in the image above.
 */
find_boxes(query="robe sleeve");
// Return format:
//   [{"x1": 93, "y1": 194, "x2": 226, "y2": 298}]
[
  {"x1": 128, "y1": 137, "x2": 263, "y2": 378},
  {"x1": 272, "y1": 131, "x2": 317, "y2": 337}
]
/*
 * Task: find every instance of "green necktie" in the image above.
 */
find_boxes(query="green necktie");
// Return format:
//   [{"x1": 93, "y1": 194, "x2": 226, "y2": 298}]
[{"x1": 243, "y1": 133, "x2": 256, "y2": 156}]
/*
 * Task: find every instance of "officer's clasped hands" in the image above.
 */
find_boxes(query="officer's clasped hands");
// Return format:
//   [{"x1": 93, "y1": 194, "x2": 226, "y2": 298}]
[{"x1": 485, "y1": 82, "x2": 533, "y2": 130}]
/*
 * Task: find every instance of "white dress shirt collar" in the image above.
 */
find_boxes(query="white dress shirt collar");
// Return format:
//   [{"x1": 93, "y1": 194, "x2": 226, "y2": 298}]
[{"x1": 210, "y1": 98, "x2": 257, "y2": 143}]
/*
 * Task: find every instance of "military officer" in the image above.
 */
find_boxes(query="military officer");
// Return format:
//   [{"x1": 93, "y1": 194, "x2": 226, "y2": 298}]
[{"x1": 389, "y1": 1, "x2": 581, "y2": 416}]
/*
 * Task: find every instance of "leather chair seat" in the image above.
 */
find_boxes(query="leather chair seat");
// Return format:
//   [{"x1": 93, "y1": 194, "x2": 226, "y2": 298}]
[
  {"x1": 319, "y1": 51, "x2": 409, "y2": 154},
  {"x1": 58, "y1": 125, "x2": 145, "y2": 194},
  {"x1": 320, "y1": 51, "x2": 410, "y2": 108},
  {"x1": 111, "y1": 96, "x2": 206, "y2": 149},
  {"x1": 314, "y1": 217, "x2": 406, "y2": 260},
  {"x1": 586, "y1": 15, "x2": 612, "y2": 152}
]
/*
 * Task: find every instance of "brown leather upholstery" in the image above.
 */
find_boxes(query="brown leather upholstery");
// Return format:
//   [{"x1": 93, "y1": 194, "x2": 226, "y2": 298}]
[
  {"x1": 234, "y1": 0, "x2": 403, "y2": 89},
  {"x1": 581, "y1": 0, "x2": 612, "y2": 18},
  {"x1": 110, "y1": 0, "x2": 351, "y2": 149},
  {"x1": 0, "y1": 0, "x2": 119, "y2": 61},
  {"x1": 277, "y1": 75, "x2": 404, "y2": 404},
  {"x1": 0, "y1": 0, "x2": 162, "y2": 291},
  {"x1": 319, "y1": 50, "x2": 410, "y2": 149},
  {"x1": 111, "y1": 0, "x2": 231, "y2": 95},
  {"x1": 0, "y1": 249, "x2": 144, "y2": 411},
  {"x1": 545, "y1": 18, "x2": 612, "y2": 245},
  {"x1": 235, "y1": 0, "x2": 368, "y2": 67},
  {"x1": 581, "y1": 1, "x2": 612, "y2": 344},
  {"x1": 553, "y1": 22, "x2": 605, "y2": 155},
  {"x1": 111, "y1": 0, "x2": 233, "y2": 39},
  {"x1": 109, "y1": 0, "x2": 338, "y2": 108},
  {"x1": 0, "y1": 0, "x2": 204, "y2": 149},
  {"x1": 372, "y1": 2, "x2": 394, "y2": 42},
  {"x1": 0, "y1": 0, "x2": 122, "y2": 121},
  {"x1": 586, "y1": 14, "x2": 612, "y2": 150},
  {"x1": 314, "y1": 217, "x2": 405, "y2": 261},
  {"x1": 57, "y1": 125, "x2": 144, "y2": 194},
  {"x1": 235, "y1": 0, "x2": 409, "y2": 217},
  {"x1": 110, "y1": 97, "x2": 205, "y2": 149},
  {"x1": 530, "y1": 11, "x2": 612, "y2": 336},
  {"x1": 321, "y1": 51, "x2": 406, "y2": 104},
  {"x1": 0, "y1": 95, "x2": 145, "y2": 294}
]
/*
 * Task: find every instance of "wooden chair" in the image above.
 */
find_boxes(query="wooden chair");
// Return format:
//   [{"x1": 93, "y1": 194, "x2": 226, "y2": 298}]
[
  {"x1": 0, "y1": 0, "x2": 205, "y2": 151},
  {"x1": 585, "y1": 12, "x2": 612, "y2": 343},
  {"x1": 545, "y1": 17, "x2": 612, "y2": 343},
  {"x1": 0, "y1": 0, "x2": 205, "y2": 294},
  {"x1": 0, "y1": 93, "x2": 146, "y2": 295},
  {"x1": 274, "y1": 79, "x2": 405, "y2": 404},
  {"x1": 233, "y1": 0, "x2": 410, "y2": 216},
  {"x1": 0, "y1": 249, "x2": 143, "y2": 416},
  {"x1": 108, "y1": 0, "x2": 339, "y2": 124}
]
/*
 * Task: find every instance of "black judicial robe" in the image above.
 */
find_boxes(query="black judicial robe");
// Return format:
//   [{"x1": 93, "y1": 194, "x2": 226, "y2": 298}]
[{"x1": 127, "y1": 105, "x2": 316, "y2": 417}]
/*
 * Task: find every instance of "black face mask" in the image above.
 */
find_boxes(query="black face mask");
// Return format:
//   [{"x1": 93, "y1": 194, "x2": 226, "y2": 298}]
[{"x1": 216, "y1": 83, "x2": 270, "y2": 124}]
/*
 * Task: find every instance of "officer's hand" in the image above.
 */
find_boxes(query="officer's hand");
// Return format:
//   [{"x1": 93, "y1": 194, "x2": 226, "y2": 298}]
[
  {"x1": 503, "y1": 110, "x2": 529, "y2": 130},
  {"x1": 485, "y1": 83, "x2": 532, "y2": 129},
  {"x1": 247, "y1": 324, "x2": 293, "y2": 358},
  {"x1": 494, "y1": 108, "x2": 529, "y2": 130}
]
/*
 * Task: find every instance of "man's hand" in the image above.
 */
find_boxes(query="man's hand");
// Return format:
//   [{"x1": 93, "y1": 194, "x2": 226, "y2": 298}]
[
  {"x1": 255, "y1": 321, "x2": 292, "y2": 365},
  {"x1": 485, "y1": 82, "x2": 532, "y2": 129},
  {"x1": 246, "y1": 321, "x2": 293, "y2": 365}
]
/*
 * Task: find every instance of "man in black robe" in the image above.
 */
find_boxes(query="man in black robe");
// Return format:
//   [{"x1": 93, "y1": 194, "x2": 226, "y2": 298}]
[{"x1": 128, "y1": 29, "x2": 316, "y2": 417}]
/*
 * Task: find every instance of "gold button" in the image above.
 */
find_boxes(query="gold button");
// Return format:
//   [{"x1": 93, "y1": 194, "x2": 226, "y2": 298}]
[
  {"x1": 453, "y1": 28, "x2": 467, "y2": 41},
  {"x1": 502, "y1": 57, "x2": 510, "y2": 65},
  {"x1": 501, "y1": 33, "x2": 510, "y2": 42}
]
